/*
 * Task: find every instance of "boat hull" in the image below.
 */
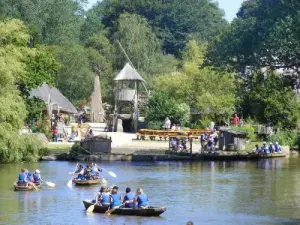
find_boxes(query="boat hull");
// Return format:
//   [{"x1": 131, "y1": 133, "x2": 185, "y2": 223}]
[
  {"x1": 74, "y1": 178, "x2": 106, "y2": 185},
  {"x1": 14, "y1": 182, "x2": 42, "y2": 191},
  {"x1": 83, "y1": 200, "x2": 166, "y2": 216}
]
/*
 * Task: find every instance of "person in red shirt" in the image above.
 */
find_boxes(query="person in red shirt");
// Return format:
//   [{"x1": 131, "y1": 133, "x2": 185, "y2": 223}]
[
  {"x1": 233, "y1": 114, "x2": 239, "y2": 126},
  {"x1": 53, "y1": 127, "x2": 58, "y2": 142}
]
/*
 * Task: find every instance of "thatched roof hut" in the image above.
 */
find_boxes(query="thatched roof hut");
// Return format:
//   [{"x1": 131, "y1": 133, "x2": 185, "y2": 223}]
[
  {"x1": 114, "y1": 63, "x2": 145, "y2": 82},
  {"x1": 30, "y1": 83, "x2": 77, "y2": 114}
]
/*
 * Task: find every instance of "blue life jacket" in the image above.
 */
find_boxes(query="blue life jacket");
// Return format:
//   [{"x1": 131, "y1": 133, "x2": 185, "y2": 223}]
[
  {"x1": 27, "y1": 172, "x2": 32, "y2": 181},
  {"x1": 137, "y1": 194, "x2": 149, "y2": 208},
  {"x1": 111, "y1": 192, "x2": 121, "y2": 208},
  {"x1": 91, "y1": 167, "x2": 96, "y2": 175},
  {"x1": 101, "y1": 193, "x2": 111, "y2": 206},
  {"x1": 275, "y1": 144, "x2": 281, "y2": 152},
  {"x1": 18, "y1": 173, "x2": 26, "y2": 183},
  {"x1": 124, "y1": 193, "x2": 135, "y2": 208},
  {"x1": 201, "y1": 134, "x2": 206, "y2": 142},
  {"x1": 33, "y1": 174, "x2": 40, "y2": 182}
]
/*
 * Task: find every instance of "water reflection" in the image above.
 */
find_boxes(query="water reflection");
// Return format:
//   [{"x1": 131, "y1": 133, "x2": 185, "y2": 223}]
[{"x1": 0, "y1": 159, "x2": 300, "y2": 224}]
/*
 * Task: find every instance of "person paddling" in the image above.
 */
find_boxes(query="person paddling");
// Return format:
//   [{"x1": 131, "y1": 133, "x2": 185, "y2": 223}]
[
  {"x1": 110, "y1": 186, "x2": 122, "y2": 209},
  {"x1": 94, "y1": 186, "x2": 106, "y2": 205},
  {"x1": 123, "y1": 187, "x2": 135, "y2": 208},
  {"x1": 18, "y1": 168, "x2": 28, "y2": 186},
  {"x1": 101, "y1": 187, "x2": 112, "y2": 208},
  {"x1": 33, "y1": 170, "x2": 41, "y2": 184},
  {"x1": 134, "y1": 188, "x2": 149, "y2": 209},
  {"x1": 74, "y1": 164, "x2": 85, "y2": 180}
]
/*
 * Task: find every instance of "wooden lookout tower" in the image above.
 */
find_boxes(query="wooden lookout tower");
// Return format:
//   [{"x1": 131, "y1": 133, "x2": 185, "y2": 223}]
[{"x1": 113, "y1": 63, "x2": 149, "y2": 132}]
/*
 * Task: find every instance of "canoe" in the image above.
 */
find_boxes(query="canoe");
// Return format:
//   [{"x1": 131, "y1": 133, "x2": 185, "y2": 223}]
[
  {"x1": 14, "y1": 182, "x2": 42, "y2": 191},
  {"x1": 83, "y1": 200, "x2": 167, "y2": 216},
  {"x1": 74, "y1": 178, "x2": 106, "y2": 185}
]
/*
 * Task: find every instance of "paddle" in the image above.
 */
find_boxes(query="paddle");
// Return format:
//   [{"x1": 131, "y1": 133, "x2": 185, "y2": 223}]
[
  {"x1": 67, "y1": 163, "x2": 78, "y2": 188},
  {"x1": 41, "y1": 179, "x2": 55, "y2": 188},
  {"x1": 86, "y1": 202, "x2": 97, "y2": 213},
  {"x1": 96, "y1": 165, "x2": 117, "y2": 178},
  {"x1": 105, "y1": 203, "x2": 125, "y2": 215}
]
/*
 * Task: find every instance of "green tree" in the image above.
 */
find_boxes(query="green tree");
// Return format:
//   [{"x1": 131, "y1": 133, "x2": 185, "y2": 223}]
[
  {"x1": 154, "y1": 40, "x2": 236, "y2": 123},
  {"x1": 245, "y1": 71, "x2": 300, "y2": 129},
  {"x1": 210, "y1": 0, "x2": 300, "y2": 85},
  {"x1": 114, "y1": 13, "x2": 177, "y2": 80},
  {"x1": 0, "y1": 19, "x2": 44, "y2": 162},
  {"x1": 56, "y1": 45, "x2": 95, "y2": 104},
  {"x1": 0, "y1": 0, "x2": 85, "y2": 45},
  {"x1": 97, "y1": 0, "x2": 228, "y2": 56},
  {"x1": 145, "y1": 92, "x2": 190, "y2": 128}
]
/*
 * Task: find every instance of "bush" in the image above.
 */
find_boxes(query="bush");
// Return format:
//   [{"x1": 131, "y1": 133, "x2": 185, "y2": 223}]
[
  {"x1": 270, "y1": 130, "x2": 299, "y2": 148},
  {"x1": 0, "y1": 127, "x2": 45, "y2": 163},
  {"x1": 147, "y1": 121, "x2": 162, "y2": 130},
  {"x1": 232, "y1": 125, "x2": 257, "y2": 140}
]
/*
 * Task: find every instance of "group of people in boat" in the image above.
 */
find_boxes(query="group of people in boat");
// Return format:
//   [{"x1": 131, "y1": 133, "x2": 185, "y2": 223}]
[
  {"x1": 18, "y1": 168, "x2": 42, "y2": 186},
  {"x1": 73, "y1": 163, "x2": 102, "y2": 180},
  {"x1": 92, "y1": 186, "x2": 149, "y2": 209},
  {"x1": 255, "y1": 142, "x2": 282, "y2": 153}
]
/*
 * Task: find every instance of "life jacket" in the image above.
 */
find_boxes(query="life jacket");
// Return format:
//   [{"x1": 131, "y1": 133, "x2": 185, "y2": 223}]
[
  {"x1": 18, "y1": 173, "x2": 26, "y2": 183},
  {"x1": 33, "y1": 173, "x2": 40, "y2": 182},
  {"x1": 124, "y1": 192, "x2": 135, "y2": 208},
  {"x1": 91, "y1": 167, "x2": 96, "y2": 175},
  {"x1": 275, "y1": 144, "x2": 281, "y2": 152},
  {"x1": 111, "y1": 192, "x2": 121, "y2": 208},
  {"x1": 27, "y1": 172, "x2": 33, "y2": 181},
  {"x1": 137, "y1": 194, "x2": 149, "y2": 208},
  {"x1": 101, "y1": 193, "x2": 111, "y2": 206}
]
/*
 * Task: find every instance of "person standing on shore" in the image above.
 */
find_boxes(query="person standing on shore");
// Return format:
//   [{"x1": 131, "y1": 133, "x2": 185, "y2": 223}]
[
  {"x1": 163, "y1": 117, "x2": 171, "y2": 130},
  {"x1": 233, "y1": 114, "x2": 239, "y2": 126}
]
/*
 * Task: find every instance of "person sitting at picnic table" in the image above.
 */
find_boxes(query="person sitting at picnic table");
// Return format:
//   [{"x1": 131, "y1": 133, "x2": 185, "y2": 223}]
[{"x1": 274, "y1": 142, "x2": 282, "y2": 152}]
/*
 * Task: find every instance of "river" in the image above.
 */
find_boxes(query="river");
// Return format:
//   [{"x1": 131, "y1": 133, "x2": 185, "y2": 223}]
[{"x1": 1, "y1": 157, "x2": 300, "y2": 225}]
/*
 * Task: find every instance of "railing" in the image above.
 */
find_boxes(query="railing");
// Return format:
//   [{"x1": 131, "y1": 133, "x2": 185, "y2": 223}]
[{"x1": 136, "y1": 129, "x2": 210, "y2": 140}]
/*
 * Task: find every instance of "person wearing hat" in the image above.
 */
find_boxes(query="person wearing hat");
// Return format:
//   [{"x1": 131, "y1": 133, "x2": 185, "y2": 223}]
[
  {"x1": 33, "y1": 169, "x2": 41, "y2": 184},
  {"x1": 275, "y1": 142, "x2": 282, "y2": 153},
  {"x1": 110, "y1": 186, "x2": 122, "y2": 209},
  {"x1": 261, "y1": 142, "x2": 269, "y2": 153},
  {"x1": 269, "y1": 142, "x2": 275, "y2": 153},
  {"x1": 75, "y1": 164, "x2": 84, "y2": 180},
  {"x1": 123, "y1": 187, "x2": 135, "y2": 208},
  {"x1": 134, "y1": 188, "x2": 149, "y2": 209}
]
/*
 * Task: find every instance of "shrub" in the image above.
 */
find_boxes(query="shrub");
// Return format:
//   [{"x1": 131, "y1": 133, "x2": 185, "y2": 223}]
[
  {"x1": 232, "y1": 125, "x2": 257, "y2": 140},
  {"x1": 147, "y1": 121, "x2": 162, "y2": 130},
  {"x1": 270, "y1": 130, "x2": 298, "y2": 148}
]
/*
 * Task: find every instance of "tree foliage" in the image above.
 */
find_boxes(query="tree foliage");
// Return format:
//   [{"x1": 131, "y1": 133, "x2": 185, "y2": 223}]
[
  {"x1": 154, "y1": 40, "x2": 236, "y2": 123},
  {"x1": 0, "y1": 19, "x2": 44, "y2": 162},
  {"x1": 210, "y1": 0, "x2": 300, "y2": 87},
  {"x1": 97, "y1": 0, "x2": 228, "y2": 56},
  {"x1": 145, "y1": 92, "x2": 190, "y2": 127},
  {"x1": 243, "y1": 71, "x2": 300, "y2": 129}
]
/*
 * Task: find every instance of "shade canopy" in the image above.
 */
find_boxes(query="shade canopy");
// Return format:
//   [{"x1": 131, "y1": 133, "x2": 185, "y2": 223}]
[
  {"x1": 114, "y1": 63, "x2": 146, "y2": 82},
  {"x1": 30, "y1": 83, "x2": 77, "y2": 114}
]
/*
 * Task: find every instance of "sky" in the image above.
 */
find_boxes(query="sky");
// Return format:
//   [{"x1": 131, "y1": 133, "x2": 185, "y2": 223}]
[{"x1": 86, "y1": 0, "x2": 244, "y2": 22}]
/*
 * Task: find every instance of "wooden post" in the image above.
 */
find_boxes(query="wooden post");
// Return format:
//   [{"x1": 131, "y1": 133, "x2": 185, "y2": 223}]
[{"x1": 189, "y1": 136, "x2": 193, "y2": 156}]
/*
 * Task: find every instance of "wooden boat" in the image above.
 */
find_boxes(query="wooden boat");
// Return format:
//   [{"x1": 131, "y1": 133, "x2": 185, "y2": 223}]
[
  {"x1": 74, "y1": 177, "x2": 106, "y2": 185},
  {"x1": 14, "y1": 182, "x2": 42, "y2": 191},
  {"x1": 83, "y1": 200, "x2": 167, "y2": 216}
]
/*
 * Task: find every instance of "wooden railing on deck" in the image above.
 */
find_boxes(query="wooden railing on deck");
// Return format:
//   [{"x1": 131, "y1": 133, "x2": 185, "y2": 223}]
[{"x1": 136, "y1": 129, "x2": 212, "y2": 140}]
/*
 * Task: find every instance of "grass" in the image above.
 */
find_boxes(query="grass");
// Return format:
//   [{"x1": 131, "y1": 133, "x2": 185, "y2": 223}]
[
  {"x1": 244, "y1": 141, "x2": 263, "y2": 151},
  {"x1": 45, "y1": 142, "x2": 74, "y2": 155}
]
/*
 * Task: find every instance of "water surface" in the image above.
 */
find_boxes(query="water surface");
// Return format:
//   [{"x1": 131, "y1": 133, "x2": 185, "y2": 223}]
[{"x1": 1, "y1": 157, "x2": 300, "y2": 225}]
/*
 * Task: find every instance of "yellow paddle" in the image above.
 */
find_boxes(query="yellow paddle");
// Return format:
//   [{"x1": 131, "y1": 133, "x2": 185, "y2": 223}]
[
  {"x1": 105, "y1": 203, "x2": 125, "y2": 215},
  {"x1": 45, "y1": 181, "x2": 56, "y2": 188},
  {"x1": 67, "y1": 163, "x2": 78, "y2": 188},
  {"x1": 86, "y1": 202, "x2": 97, "y2": 213}
]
